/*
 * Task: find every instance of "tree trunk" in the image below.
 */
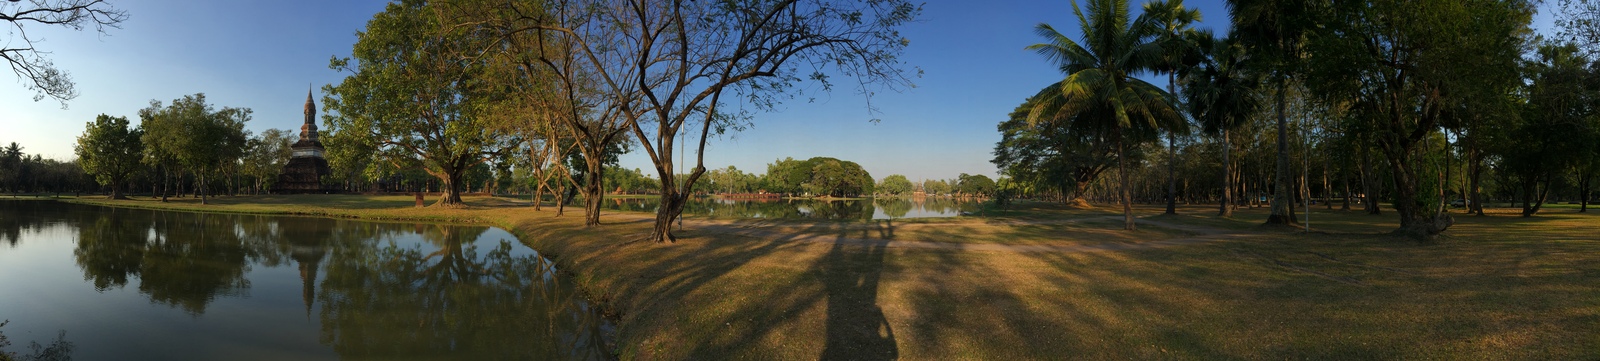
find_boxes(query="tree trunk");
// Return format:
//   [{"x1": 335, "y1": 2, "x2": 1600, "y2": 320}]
[
  {"x1": 1381, "y1": 143, "x2": 1452, "y2": 238},
  {"x1": 434, "y1": 167, "x2": 465, "y2": 208},
  {"x1": 1467, "y1": 136, "x2": 1486, "y2": 215},
  {"x1": 1266, "y1": 79, "x2": 1297, "y2": 225},
  {"x1": 1165, "y1": 73, "x2": 1177, "y2": 215},
  {"x1": 1118, "y1": 128, "x2": 1135, "y2": 231},
  {"x1": 161, "y1": 166, "x2": 170, "y2": 203},
  {"x1": 1579, "y1": 172, "x2": 1591, "y2": 213},
  {"x1": 1219, "y1": 129, "x2": 1233, "y2": 217},
  {"x1": 199, "y1": 171, "x2": 209, "y2": 205}
]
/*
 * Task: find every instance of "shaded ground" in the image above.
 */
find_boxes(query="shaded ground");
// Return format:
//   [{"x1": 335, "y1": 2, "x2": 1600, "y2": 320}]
[{"x1": 62, "y1": 195, "x2": 1600, "y2": 360}]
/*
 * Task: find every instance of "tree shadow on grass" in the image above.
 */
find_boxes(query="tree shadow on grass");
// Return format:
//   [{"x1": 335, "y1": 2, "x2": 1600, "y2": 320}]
[{"x1": 819, "y1": 239, "x2": 897, "y2": 361}]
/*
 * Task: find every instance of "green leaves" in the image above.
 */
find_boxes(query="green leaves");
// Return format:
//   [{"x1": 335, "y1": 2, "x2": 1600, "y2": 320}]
[{"x1": 74, "y1": 114, "x2": 143, "y2": 194}]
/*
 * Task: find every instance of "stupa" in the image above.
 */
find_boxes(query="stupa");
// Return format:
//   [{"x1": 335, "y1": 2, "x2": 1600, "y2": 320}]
[{"x1": 271, "y1": 88, "x2": 333, "y2": 193}]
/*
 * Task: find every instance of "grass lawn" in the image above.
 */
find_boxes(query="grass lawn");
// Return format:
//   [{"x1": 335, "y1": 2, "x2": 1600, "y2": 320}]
[{"x1": 61, "y1": 194, "x2": 1600, "y2": 360}]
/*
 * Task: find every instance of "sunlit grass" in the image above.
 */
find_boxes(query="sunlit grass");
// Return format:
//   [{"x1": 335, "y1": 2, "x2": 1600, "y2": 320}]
[{"x1": 64, "y1": 195, "x2": 1600, "y2": 359}]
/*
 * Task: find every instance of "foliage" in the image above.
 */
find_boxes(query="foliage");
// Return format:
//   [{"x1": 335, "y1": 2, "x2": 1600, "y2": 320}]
[
  {"x1": 74, "y1": 114, "x2": 144, "y2": 199},
  {"x1": 1028, "y1": 0, "x2": 1186, "y2": 230},
  {"x1": 761, "y1": 157, "x2": 874, "y2": 197},
  {"x1": 876, "y1": 175, "x2": 915, "y2": 196},
  {"x1": 994, "y1": 83, "x2": 1119, "y2": 205},
  {"x1": 0, "y1": 0, "x2": 128, "y2": 104},
  {"x1": 1302, "y1": 0, "x2": 1533, "y2": 237},
  {"x1": 955, "y1": 173, "x2": 997, "y2": 197},
  {"x1": 241, "y1": 129, "x2": 292, "y2": 194},
  {"x1": 136, "y1": 94, "x2": 251, "y2": 204},
  {"x1": 324, "y1": 0, "x2": 515, "y2": 207},
  {"x1": 485, "y1": 0, "x2": 921, "y2": 241}
]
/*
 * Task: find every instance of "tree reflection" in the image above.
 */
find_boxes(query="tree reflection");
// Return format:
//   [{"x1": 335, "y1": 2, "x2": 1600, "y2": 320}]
[
  {"x1": 317, "y1": 224, "x2": 611, "y2": 360},
  {"x1": 138, "y1": 212, "x2": 253, "y2": 314}
]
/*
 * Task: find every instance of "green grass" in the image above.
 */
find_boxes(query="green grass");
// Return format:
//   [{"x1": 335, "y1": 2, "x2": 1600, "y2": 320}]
[{"x1": 62, "y1": 195, "x2": 1600, "y2": 360}]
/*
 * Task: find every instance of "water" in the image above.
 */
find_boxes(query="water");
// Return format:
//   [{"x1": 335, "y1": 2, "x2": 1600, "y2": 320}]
[
  {"x1": 600, "y1": 196, "x2": 988, "y2": 220},
  {"x1": 0, "y1": 200, "x2": 611, "y2": 360}
]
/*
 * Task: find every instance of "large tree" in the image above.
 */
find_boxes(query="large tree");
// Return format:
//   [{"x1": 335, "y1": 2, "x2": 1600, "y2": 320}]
[
  {"x1": 138, "y1": 94, "x2": 251, "y2": 204},
  {"x1": 994, "y1": 83, "x2": 1118, "y2": 207},
  {"x1": 485, "y1": 0, "x2": 921, "y2": 242},
  {"x1": 325, "y1": 0, "x2": 515, "y2": 207},
  {"x1": 1028, "y1": 0, "x2": 1187, "y2": 230},
  {"x1": 1501, "y1": 43, "x2": 1597, "y2": 216},
  {"x1": 1303, "y1": 0, "x2": 1532, "y2": 238},
  {"x1": 1183, "y1": 35, "x2": 1264, "y2": 217},
  {"x1": 1144, "y1": 0, "x2": 1203, "y2": 215},
  {"x1": 1227, "y1": 0, "x2": 1317, "y2": 226},
  {"x1": 1, "y1": 0, "x2": 127, "y2": 104},
  {"x1": 74, "y1": 114, "x2": 143, "y2": 199},
  {"x1": 457, "y1": 1, "x2": 637, "y2": 225}
]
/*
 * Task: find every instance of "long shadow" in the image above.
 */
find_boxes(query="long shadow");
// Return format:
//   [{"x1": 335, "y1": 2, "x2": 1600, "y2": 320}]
[{"x1": 819, "y1": 236, "x2": 897, "y2": 360}]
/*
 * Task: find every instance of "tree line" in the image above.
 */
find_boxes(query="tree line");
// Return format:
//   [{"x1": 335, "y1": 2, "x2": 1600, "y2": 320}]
[{"x1": 994, "y1": 0, "x2": 1599, "y2": 239}]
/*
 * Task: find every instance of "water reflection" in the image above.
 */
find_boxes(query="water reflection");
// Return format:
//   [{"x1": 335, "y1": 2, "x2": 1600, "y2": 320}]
[
  {"x1": 604, "y1": 196, "x2": 986, "y2": 220},
  {"x1": 0, "y1": 200, "x2": 610, "y2": 360}
]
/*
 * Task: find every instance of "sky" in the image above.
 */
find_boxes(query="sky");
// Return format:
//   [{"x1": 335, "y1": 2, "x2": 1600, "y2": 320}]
[{"x1": 0, "y1": 0, "x2": 1561, "y2": 183}]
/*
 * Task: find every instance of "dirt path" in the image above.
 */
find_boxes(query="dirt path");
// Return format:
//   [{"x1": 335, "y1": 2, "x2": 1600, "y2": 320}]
[{"x1": 648, "y1": 215, "x2": 1251, "y2": 253}]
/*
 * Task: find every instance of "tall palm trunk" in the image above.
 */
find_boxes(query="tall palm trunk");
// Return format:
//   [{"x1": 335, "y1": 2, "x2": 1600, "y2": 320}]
[
  {"x1": 1166, "y1": 73, "x2": 1178, "y2": 215},
  {"x1": 1266, "y1": 78, "x2": 1297, "y2": 225},
  {"x1": 1219, "y1": 128, "x2": 1233, "y2": 217},
  {"x1": 1118, "y1": 127, "x2": 1135, "y2": 231}
]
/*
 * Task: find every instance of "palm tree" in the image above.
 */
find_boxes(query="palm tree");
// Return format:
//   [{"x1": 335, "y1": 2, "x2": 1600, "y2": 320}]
[
  {"x1": 1028, "y1": 0, "x2": 1187, "y2": 230},
  {"x1": 1184, "y1": 35, "x2": 1265, "y2": 217},
  {"x1": 1227, "y1": 0, "x2": 1315, "y2": 225},
  {"x1": 1144, "y1": 0, "x2": 1204, "y2": 215}
]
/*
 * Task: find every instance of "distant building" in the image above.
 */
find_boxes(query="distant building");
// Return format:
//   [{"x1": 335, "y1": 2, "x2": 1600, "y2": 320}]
[{"x1": 272, "y1": 89, "x2": 333, "y2": 193}]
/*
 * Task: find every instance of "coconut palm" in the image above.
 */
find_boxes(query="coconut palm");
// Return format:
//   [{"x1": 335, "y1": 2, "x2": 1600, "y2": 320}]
[
  {"x1": 1184, "y1": 35, "x2": 1265, "y2": 217},
  {"x1": 1027, "y1": 0, "x2": 1187, "y2": 231},
  {"x1": 1144, "y1": 0, "x2": 1204, "y2": 215},
  {"x1": 1227, "y1": 0, "x2": 1316, "y2": 225}
]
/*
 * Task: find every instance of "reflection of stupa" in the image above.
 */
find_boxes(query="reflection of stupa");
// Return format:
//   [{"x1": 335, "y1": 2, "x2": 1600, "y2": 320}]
[
  {"x1": 293, "y1": 247, "x2": 325, "y2": 319},
  {"x1": 272, "y1": 88, "x2": 333, "y2": 193}
]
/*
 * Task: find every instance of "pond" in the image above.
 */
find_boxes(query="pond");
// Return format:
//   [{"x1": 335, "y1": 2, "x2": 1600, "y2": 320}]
[
  {"x1": 0, "y1": 200, "x2": 611, "y2": 361},
  {"x1": 600, "y1": 196, "x2": 989, "y2": 220}
]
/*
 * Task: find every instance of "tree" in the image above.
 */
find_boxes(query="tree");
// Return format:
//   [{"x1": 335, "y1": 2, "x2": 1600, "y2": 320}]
[
  {"x1": 74, "y1": 114, "x2": 143, "y2": 199},
  {"x1": 806, "y1": 159, "x2": 873, "y2": 198},
  {"x1": 494, "y1": 0, "x2": 921, "y2": 242},
  {"x1": 994, "y1": 83, "x2": 1118, "y2": 206},
  {"x1": 922, "y1": 179, "x2": 951, "y2": 196},
  {"x1": 0, "y1": 143, "x2": 23, "y2": 194},
  {"x1": 1227, "y1": 0, "x2": 1317, "y2": 226},
  {"x1": 137, "y1": 94, "x2": 251, "y2": 204},
  {"x1": 1, "y1": 0, "x2": 128, "y2": 104},
  {"x1": 1144, "y1": 0, "x2": 1204, "y2": 215},
  {"x1": 877, "y1": 175, "x2": 914, "y2": 196},
  {"x1": 451, "y1": 1, "x2": 637, "y2": 225},
  {"x1": 242, "y1": 129, "x2": 293, "y2": 194},
  {"x1": 955, "y1": 173, "x2": 997, "y2": 197},
  {"x1": 1183, "y1": 35, "x2": 1264, "y2": 217},
  {"x1": 1501, "y1": 43, "x2": 1596, "y2": 216},
  {"x1": 1302, "y1": 0, "x2": 1532, "y2": 238},
  {"x1": 325, "y1": 0, "x2": 515, "y2": 207},
  {"x1": 1028, "y1": 0, "x2": 1187, "y2": 230}
]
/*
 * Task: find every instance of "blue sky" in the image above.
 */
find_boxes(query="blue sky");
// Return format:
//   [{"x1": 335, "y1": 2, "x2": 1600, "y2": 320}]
[{"x1": 0, "y1": 0, "x2": 1558, "y2": 182}]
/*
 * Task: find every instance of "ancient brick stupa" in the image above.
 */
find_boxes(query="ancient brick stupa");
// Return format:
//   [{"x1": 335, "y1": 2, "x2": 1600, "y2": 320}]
[{"x1": 272, "y1": 88, "x2": 332, "y2": 194}]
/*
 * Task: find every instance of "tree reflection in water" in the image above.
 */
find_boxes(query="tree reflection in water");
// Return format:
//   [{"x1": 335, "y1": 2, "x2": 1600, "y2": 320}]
[
  {"x1": 45, "y1": 201, "x2": 610, "y2": 360},
  {"x1": 317, "y1": 223, "x2": 610, "y2": 360}
]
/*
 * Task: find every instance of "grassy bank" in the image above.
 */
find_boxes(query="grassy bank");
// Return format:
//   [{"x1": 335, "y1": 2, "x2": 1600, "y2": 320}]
[{"x1": 62, "y1": 195, "x2": 1600, "y2": 360}]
